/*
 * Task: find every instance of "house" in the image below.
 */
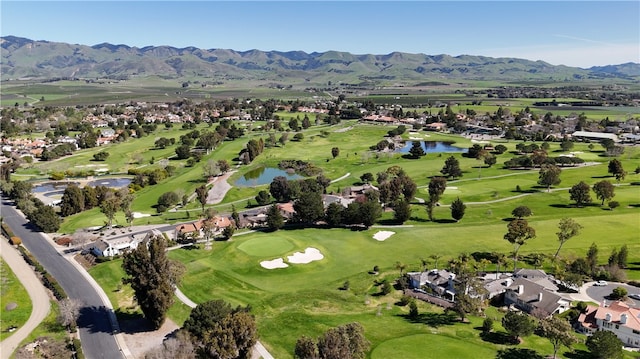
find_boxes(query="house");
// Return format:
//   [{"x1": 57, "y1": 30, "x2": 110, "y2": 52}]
[
  {"x1": 276, "y1": 202, "x2": 295, "y2": 219},
  {"x1": 342, "y1": 184, "x2": 379, "y2": 199},
  {"x1": 513, "y1": 269, "x2": 559, "y2": 292},
  {"x1": 174, "y1": 216, "x2": 233, "y2": 241},
  {"x1": 91, "y1": 236, "x2": 141, "y2": 257},
  {"x1": 424, "y1": 122, "x2": 447, "y2": 132},
  {"x1": 504, "y1": 277, "x2": 570, "y2": 317},
  {"x1": 577, "y1": 301, "x2": 640, "y2": 348},
  {"x1": 322, "y1": 194, "x2": 354, "y2": 208},
  {"x1": 408, "y1": 269, "x2": 457, "y2": 301},
  {"x1": 571, "y1": 131, "x2": 619, "y2": 143}
]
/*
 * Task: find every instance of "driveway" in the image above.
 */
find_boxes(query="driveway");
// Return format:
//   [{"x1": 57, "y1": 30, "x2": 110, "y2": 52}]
[{"x1": 572, "y1": 281, "x2": 640, "y2": 308}]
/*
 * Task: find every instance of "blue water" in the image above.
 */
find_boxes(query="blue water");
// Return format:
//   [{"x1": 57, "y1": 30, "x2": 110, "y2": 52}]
[
  {"x1": 87, "y1": 178, "x2": 132, "y2": 188},
  {"x1": 32, "y1": 182, "x2": 80, "y2": 193},
  {"x1": 234, "y1": 167, "x2": 303, "y2": 187},
  {"x1": 395, "y1": 141, "x2": 467, "y2": 154}
]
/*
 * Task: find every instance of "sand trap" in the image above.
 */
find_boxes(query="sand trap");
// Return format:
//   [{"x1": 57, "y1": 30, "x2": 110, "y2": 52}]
[
  {"x1": 260, "y1": 258, "x2": 289, "y2": 269},
  {"x1": 132, "y1": 212, "x2": 151, "y2": 218},
  {"x1": 287, "y1": 247, "x2": 324, "y2": 264},
  {"x1": 373, "y1": 231, "x2": 395, "y2": 241},
  {"x1": 446, "y1": 186, "x2": 458, "y2": 190}
]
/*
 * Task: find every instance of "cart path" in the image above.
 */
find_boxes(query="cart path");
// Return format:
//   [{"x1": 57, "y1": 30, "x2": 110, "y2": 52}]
[{"x1": 0, "y1": 238, "x2": 51, "y2": 359}]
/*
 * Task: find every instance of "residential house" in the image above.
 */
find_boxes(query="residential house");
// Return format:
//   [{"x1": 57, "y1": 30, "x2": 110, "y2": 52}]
[
  {"x1": 91, "y1": 236, "x2": 141, "y2": 257},
  {"x1": 424, "y1": 122, "x2": 447, "y2": 132},
  {"x1": 277, "y1": 202, "x2": 296, "y2": 219},
  {"x1": 174, "y1": 216, "x2": 233, "y2": 241},
  {"x1": 408, "y1": 269, "x2": 457, "y2": 301},
  {"x1": 504, "y1": 277, "x2": 570, "y2": 317},
  {"x1": 577, "y1": 301, "x2": 640, "y2": 348}
]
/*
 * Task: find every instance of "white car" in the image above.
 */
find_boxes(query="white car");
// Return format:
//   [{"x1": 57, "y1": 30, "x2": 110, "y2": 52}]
[
  {"x1": 594, "y1": 280, "x2": 608, "y2": 286},
  {"x1": 629, "y1": 293, "x2": 640, "y2": 300}
]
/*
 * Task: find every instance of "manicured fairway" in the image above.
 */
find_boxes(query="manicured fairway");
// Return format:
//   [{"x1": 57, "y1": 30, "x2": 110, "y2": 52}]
[{"x1": 371, "y1": 334, "x2": 497, "y2": 359}]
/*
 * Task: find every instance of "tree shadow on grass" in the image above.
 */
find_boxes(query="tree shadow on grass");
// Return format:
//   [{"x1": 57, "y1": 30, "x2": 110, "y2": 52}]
[
  {"x1": 510, "y1": 189, "x2": 539, "y2": 194},
  {"x1": 564, "y1": 349, "x2": 592, "y2": 359},
  {"x1": 496, "y1": 348, "x2": 544, "y2": 359},
  {"x1": 116, "y1": 309, "x2": 156, "y2": 334},
  {"x1": 433, "y1": 218, "x2": 457, "y2": 224},
  {"x1": 399, "y1": 312, "x2": 457, "y2": 328},
  {"x1": 480, "y1": 331, "x2": 516, "y2": 345}
]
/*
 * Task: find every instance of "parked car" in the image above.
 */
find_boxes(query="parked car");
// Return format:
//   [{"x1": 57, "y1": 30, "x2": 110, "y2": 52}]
[
  {"x1": 629, "y1": 293, "x2": 640, "y2": 300},
  {"x1": 594, "y1": 280, "x2": 608, "y2": 286}
]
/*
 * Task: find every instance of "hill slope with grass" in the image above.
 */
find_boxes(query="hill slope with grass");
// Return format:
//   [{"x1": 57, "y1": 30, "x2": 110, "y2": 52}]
[{"x1": 2, "y1": 36, "x2": 639, "y2": 84}]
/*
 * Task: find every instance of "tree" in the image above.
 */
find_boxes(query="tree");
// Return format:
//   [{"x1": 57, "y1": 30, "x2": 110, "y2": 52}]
[
  {"x1": 560, "y1": 140, "x2": 574, "y2": 152},
  {"x1": 316, "y1": 322, "x2": 370, "y2": 359},
  {"x1": 569, "y1": 181, "x2": 591, "y2": 207},
  {"x1": 359, "y1": 199, "x2": 382, "y2": 227},
  {"x1": 203, "y1": 159, "x2": 220, "y2": 178},
  {"x1": 502, "y1": 311, "x2": 536, "y2": 343},
  {"x1": 586, "y1": 330, "x2": 623, "y2": 359},
  {"x1": 593, "y1": 180, "x2": 615, "y2": 205},
  {"x1": 617, "y1": 244, "x2": 628, "y2": 268},
  {"x1": 450, "y1": 197, "x2": 466, "y2": 222},
  {"x1": 60, "y1": 184, "x2": 85, "y2": 217},
  {"x1": 511, "y1": 206, "x2": 532, "y2": 219},
  {"x1": 122, "y1": 235, "x2": 184, "y2": 330},
  {"x1": 426, "y1": 176, "x2": 447, "y2": 221},
  {"x1": 196, "y1": 185, "x2": 208, "y2": 215},
  {"x1": 266, "y1": 204, "x2": 284, "y2": 231},
  {"x1": 538, "y1": 316, "x2": 576, "y2": 359},
  {"x1": 359, "y1": 172, "x2": 374, "y2": 184},
  {"x1": 175, "y1": 144, "x2": 192, "y2": 159},
  {"x1": 93, "y1": 150, "x2": 110, "y2": 161},
  {"x1": 494, "y1": 144, "x2": 507, "y2": 154},
  {"x1": 331, "y1": 147, "x2": 340, "y2": 159},
  {"x1": 538, "y1": 164, "x2": 561, "y2": 192},
  {"x1": 553, "y1": 218, "x2": 583, "y2": 261},
  {"x1": 57, "y1": 298, "x2": 80, "y2": 329},
  {"x1": 255, "y1": 190, "x2": 272, "y2": 206},
  {"x1": 440, "y1": 156, "x2": 462, "y2": 179},
  {"x1": 324, "y1": 202, "x2": 343, "y2": 227},
  {"x1": 100, "y1": 193, "x2": 120, "y2": 227},
  {"x1": 293, "y1": 191, "x2": 325, "y2": 224},
  {"x1": 392, "y1": 200, "x2": 411, "y2": 224},
  {"x1": 482, "y1": 317, "x2": 493, "y2": 333},
  {"x1": 610, "y1": 286, "x2": 627, "y2": 300},
  {"x1": 408, "y1": 300, "x2": 419, "y2": 319},
  {"x1": 408, "y1": 141, "x2": 426, "y2": 158},
  {"x1": 608, "y1": 159, "x2": 626, "y2": 182},
  {"x1": 504, "y1": 219, "x2": 536, "y2": 272},
  {"x1": 586, "y1": 242, "x2": 599, "y2": 275},
  {"x1": 295, "y1": 336, "x2": 319, "y2": 359},
  {"x1": 182, "y1": 300, "x2": 257, "y2": 359},
  {"x1": 269, "y1": 176, "x2": 291, "y2": 202}
]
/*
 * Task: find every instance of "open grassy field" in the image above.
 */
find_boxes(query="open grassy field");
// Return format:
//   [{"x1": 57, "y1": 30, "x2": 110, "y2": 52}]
[{"x1": 0, "y1": 258, "x2": 32, "y2": 341}]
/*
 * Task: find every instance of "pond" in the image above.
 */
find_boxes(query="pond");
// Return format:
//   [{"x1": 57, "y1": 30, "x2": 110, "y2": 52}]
[
  {"x1": 87, "y1": 178, "x2": 132, "y2": 188},
  {"x1": 234, "y1": 166, "x2": 303, "y2": 187},
  {"x1": 395, "y1": 141, "x2": 467, "y2": 154},
  {"x1": 31, "y1": 178, "x2": 131, "y2": 194},
  {"x1": 32, "y1": 181, "x2": 80, "y2": 193}
]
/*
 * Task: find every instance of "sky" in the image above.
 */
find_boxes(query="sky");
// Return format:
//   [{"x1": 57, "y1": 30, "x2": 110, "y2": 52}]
[{"x1": 2, "y1": 1, "x2": 639, "y2": 68}]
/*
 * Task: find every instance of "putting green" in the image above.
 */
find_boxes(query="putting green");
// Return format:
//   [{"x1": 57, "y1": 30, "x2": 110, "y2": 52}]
[
  {"x1": 237, "y1": 235, "x2": 295, "y2": 257},
  {"x1": 371, "y1": 334, "x2": 496, "y2": 359}
]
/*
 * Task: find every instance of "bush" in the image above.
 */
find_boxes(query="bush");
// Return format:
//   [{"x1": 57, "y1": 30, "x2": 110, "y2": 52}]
[
  {"x1": 72, "y1": 338, "x2": 85, "y2": 359},
  {"x1": 610, "y1": 286, "x2": 627, "y2": 300},
  {"x1": 398, "y1": 295, "x2": 412, "y2": 306},
  {"x1": 608, "y1": 201, "x2": 620, "y2": 210},
  {"x1": 575, "y1": 301, "x2": 588, "y2": 313},
  {"x1": 9, "y1": 236, "x2": 21, "y2": 245},
  {"x1": 2, "y1": 223, "x2": 16, "y2": 238},
  {"x1": 55, "y1": 237, "x2": 72, "y2": 246},
  {"x1": 482, "y1": 317, "x2": 493, "y2": 333}
]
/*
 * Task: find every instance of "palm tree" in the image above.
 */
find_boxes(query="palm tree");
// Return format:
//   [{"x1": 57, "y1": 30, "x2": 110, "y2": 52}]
[
  {"x1": 395, "y1": 261, "x2": 407, "y2": 275},
  {"x1": 494, "y1": 253, "x2": 507, "y2": 279},
  {"x1": 420, "y1": 258, "x2": 429, "y2": 272},
  {"x1": 430, "y1": 254, "x2": 442, "y2": 270}
]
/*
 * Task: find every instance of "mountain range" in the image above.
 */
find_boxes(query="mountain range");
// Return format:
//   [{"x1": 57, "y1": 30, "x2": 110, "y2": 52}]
[{"x1": 2, "y1": 36, "x2": 639, "y2": 85}]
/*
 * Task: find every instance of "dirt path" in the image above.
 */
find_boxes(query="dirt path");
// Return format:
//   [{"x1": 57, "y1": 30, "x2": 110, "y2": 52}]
[
  {"x1": 206, "y1": 171, "x2": 236, "y2": 204},
  {"x1": 0, "y1": 238, "x2": 51, "y2": 359}
]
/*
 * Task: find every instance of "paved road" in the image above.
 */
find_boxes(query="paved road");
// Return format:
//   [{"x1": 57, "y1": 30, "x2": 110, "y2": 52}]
[
  {"x1": 0, "y1": 198, "x2": 124, "y2": 359},
  {"x1": 0, "y1": 238, "x2": 51, "y2": 359}
]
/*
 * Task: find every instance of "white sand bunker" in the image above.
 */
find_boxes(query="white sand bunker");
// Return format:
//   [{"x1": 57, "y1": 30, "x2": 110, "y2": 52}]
[
  {"x1": 132, "y1": 212, "x2": 151, "y2": 218},
  {"x1": 446, "y1": 186, "x2": 458, "y2": 190},
  {"x1": 287, "y1": 247, "x2": 324, "y2": 264},
  {"x1": 373, "y1": 231, "x2": 395, "y2": 241},
  {"x1": 260, "y1": 258, "x2": 289, "y2": 269}
]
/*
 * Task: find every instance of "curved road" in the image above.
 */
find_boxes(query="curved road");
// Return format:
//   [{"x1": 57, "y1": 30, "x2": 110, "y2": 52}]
[
  {"x1": 0, "y1": 238, "x2": 51, "y2": 359},
  {"x1": 0, "y1": 198, "x2": 124, "y2": 359}
]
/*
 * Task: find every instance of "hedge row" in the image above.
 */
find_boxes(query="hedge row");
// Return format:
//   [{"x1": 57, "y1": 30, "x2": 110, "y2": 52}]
[
  {"x1": 1, "y1": 222, "x2": 15, "y2": 238},
  {"x1": 71, "y1": 338, "x2": 85, "y2": 359},
  {"x1": 16, "y1": 245, "x2": 66, "y2": 300}
]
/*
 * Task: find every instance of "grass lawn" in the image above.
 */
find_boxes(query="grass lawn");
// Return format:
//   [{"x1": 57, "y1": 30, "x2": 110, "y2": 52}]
[{"x1": 0, "y1": 258, "x2": 33, "y2": 341}]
